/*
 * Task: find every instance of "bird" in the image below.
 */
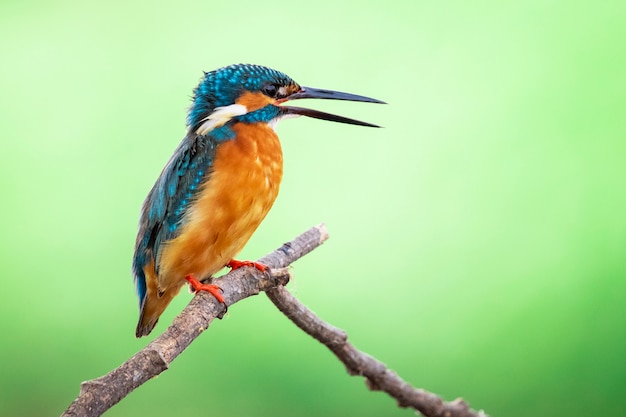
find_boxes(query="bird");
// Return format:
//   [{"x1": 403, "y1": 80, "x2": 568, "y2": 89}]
[{"x1": 132, "y1": 63, "x2": 383, "y2": 337}]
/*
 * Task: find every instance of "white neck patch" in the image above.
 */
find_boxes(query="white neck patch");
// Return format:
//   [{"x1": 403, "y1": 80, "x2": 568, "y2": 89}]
[{"x1": 196, "y1": 103, "x2": 248, "y2": 135}]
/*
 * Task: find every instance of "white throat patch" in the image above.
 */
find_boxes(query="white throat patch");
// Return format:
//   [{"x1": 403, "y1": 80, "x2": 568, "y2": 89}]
[
  {"x1": 196, "y1": 104, "x2": 248, "y2": 135},
  {"x1": 268, "y1": 112, "x2": 300, "y2": 131}
]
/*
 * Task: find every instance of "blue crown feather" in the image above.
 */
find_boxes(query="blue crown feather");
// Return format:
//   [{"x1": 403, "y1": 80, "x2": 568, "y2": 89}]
[{"x1": 187, "y1": 64, "x2": 295, "y2": 130}]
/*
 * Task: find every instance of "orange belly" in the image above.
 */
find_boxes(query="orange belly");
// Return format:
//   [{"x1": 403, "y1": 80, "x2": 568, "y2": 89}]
[{"x1": 157, "y1": 122, "x2": 283, "y2": 293}]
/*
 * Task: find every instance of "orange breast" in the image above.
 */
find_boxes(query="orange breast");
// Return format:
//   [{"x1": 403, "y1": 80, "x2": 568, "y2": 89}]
[{"x1": 156, "y1": 122, "x2": 283, "y2": 293}]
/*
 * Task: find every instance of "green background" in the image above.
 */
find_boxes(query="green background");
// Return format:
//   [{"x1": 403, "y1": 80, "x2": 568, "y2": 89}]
[{"x1": 1, "y1": 1, "x2": 625, "y2": 416}]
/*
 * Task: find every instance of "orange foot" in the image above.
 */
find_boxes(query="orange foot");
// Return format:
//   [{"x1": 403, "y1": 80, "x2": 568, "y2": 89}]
[
  {"x1": 185, "y1": 274, "x2": 225, "y2": 304},
  {"x1": 227, "y1": 259, "x2": 268, "y2": 273}
]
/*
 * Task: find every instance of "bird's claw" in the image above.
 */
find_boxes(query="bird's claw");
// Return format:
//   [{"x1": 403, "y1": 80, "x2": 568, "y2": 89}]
[
  {"x1": 227, "y1": 259, "x2": 269, "y2": 273},
  {"x1": 185, "y1": 274, "x2": 226, "y2": 305}
]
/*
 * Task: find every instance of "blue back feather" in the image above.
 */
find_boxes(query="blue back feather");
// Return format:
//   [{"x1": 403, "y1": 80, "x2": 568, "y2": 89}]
[{"x1": 132, "y1": 132, "x2": 225, "y2": 307}]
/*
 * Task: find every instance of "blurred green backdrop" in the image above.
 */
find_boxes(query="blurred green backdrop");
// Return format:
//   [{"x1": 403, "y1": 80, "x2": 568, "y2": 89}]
[{"x1": 1, "y1": 1, "x2": 625, "y2": 416}]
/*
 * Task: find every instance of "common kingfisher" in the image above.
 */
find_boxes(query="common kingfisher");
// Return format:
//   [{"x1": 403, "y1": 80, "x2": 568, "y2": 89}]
[{"x1": 132, "y1": 64, "x2": 383, "y2": 337}]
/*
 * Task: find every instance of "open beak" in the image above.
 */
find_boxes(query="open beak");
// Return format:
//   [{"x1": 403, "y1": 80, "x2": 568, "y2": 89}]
[{"x1": 280, "y1": 86, "x2": 385, "y2": 127}]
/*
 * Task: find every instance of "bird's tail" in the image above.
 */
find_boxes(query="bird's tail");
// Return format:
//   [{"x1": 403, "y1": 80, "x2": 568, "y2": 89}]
[
  {"x1": 135, "y1": 269, "x2": 180, "y2": 337},
  {"x1": 135, "y1": 294, "x2": 176, "y2": 337}
]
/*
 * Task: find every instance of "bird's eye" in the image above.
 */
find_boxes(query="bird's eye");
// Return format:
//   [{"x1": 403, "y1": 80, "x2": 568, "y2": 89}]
[{"x1": 263, "y1": 84, "x2": 279, "y2": 98}]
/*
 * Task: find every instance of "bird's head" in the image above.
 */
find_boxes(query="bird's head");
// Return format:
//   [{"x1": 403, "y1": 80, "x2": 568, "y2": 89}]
[{"x1": 187, "y1": 64, "x2": 384, "y2": 137}]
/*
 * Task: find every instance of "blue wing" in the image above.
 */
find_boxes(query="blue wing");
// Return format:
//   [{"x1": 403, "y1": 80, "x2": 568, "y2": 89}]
[{"x1": 132, "y1": 132, "x2": 219, "y2": 307}]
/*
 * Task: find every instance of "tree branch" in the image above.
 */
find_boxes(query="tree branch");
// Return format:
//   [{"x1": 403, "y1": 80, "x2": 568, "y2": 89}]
[
  {"x1": 266, "y1": 286, "x2": 485, "y2": 417},
  {"x1": 61, "y1": 224, "x2": 485, "y2": 417}
]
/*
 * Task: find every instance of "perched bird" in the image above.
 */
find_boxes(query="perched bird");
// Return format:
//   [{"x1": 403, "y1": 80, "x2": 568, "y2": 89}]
[{"x1": 132, "y1": 64, "x2": 383, "y2": 337}]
